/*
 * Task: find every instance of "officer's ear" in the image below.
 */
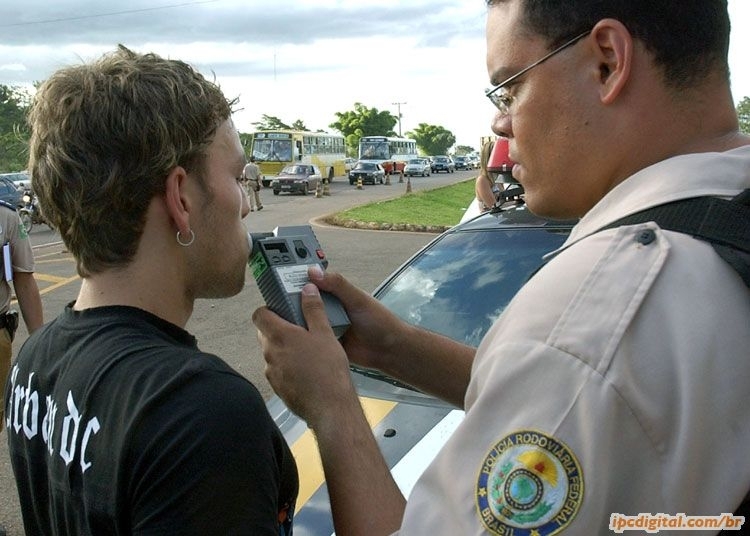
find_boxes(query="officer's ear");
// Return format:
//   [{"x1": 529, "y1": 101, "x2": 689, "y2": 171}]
[{"x1": 589, "y1": 18, "x2": 633, "y2": 105}]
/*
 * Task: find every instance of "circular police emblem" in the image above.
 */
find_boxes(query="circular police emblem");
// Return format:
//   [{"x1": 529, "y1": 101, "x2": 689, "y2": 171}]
[{"x1": 476, "y1": 430, "x2": 583, "y2": 535}]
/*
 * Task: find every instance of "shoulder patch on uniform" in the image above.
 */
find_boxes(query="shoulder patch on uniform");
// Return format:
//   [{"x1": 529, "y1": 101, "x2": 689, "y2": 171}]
[{"x1": 476, "y1": 429, "x2": 584, "y2": 535}]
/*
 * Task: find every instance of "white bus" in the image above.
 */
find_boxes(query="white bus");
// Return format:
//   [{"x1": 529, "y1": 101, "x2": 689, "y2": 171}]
[
  {"x1": 358, "y1": 136, "x2": 418, "y2": 174},
  {"x1": 250, "y1": 130, "x2": 346, "y2": 186}
]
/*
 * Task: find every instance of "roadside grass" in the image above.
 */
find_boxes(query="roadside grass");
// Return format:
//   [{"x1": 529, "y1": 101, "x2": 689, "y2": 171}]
[{"x1": 324, "y1": 178, "x2": 476, "y2": 231}]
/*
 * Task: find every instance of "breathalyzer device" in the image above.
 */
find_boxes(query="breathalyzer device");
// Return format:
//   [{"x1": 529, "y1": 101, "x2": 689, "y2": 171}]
[{"x1": 248, "y1": 225, "x2": 350, "y2": 338}]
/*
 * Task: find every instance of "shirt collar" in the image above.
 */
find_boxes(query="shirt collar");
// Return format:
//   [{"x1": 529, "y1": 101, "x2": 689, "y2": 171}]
[{"x1": 555, "y1": 145, "x2": 750, "y2": 252}]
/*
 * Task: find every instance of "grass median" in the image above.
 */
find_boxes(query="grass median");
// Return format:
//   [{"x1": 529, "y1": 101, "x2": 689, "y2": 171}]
[{"x1": 323, "y1": 178, "x2": 476, "y2": 232}]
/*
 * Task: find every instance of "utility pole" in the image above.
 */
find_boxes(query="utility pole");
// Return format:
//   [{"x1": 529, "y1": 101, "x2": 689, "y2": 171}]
[{"x1": 392, "y1": 101, "x2": 406, "y2": 137}]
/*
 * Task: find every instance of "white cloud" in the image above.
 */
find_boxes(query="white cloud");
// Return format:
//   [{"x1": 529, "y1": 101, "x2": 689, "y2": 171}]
[
  {"x1": 0, "y1": 64, "x2": 27, "y2": 72},
  {"x1": 1, "y1": 0, "x2": 747, "y2": 148}
]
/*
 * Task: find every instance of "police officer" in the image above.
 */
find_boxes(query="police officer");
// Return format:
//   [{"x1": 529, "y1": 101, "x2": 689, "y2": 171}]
[
  {"x1": 253, "y1": 1, "x2": 750, "y2": 534},
  {"x1": 0, "y1": 199, "x2": 43, "y2": 433}
]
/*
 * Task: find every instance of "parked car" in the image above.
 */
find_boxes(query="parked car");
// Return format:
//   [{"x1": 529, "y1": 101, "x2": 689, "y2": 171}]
[
  {"x1": 272, "y1": 164, "x2": 322, "y2": 195},
  {"x1": 268, "y1": 202, "x2": 577, "y2": 534},
  {"x1": 349, "y1": 161, "x2": 386, "y2": 185},
  {"x1": 0, "y1": 175, "x2": 23, "y2": 207},
  {"x1": 403, "y1": 158, "x2": 431, "y2": 177},
  {"x1": 344, "y1": 158, "x2": 357, "y2": 172},
  {"x1": 452, "y1": 155, "x2": 471, "y2": 170},
  {"x1": 431, "y1": 155, "x2": 455, "y2": 173},
  {"x1": 0, "y1": 171, "x2": 31, "y2": 192}
]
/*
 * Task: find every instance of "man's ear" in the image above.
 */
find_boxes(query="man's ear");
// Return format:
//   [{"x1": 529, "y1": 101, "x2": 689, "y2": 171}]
[
  {"x1": 164, "y1": 166, "x2": 191, "y2": 235},
  {"x1": 590, "y1": 18, "x2": 633, "y2": 104}
]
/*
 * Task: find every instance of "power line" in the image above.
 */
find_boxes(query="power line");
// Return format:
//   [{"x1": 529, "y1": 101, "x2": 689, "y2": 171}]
[{"x1": 0, "y1": 0, "x2": 219, "y2": 28}]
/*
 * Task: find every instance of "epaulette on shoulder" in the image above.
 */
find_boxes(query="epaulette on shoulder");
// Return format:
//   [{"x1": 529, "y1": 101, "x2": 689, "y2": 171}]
[{"x1": 0, "y1": 200, "x2": 17, "y2": 212}]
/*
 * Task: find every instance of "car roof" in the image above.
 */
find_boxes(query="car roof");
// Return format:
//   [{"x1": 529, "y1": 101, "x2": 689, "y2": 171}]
[{"x1": 281, "y1": 164, "x2": 316, "y2": 172}]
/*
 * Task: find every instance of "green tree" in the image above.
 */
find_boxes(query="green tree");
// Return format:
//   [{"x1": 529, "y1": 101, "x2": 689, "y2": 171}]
[
  {"x1": 0, "y1": 84, "x2": 32, "y2": 172},
  {"x1": 737, "y1": 96, "x2": 750, "y2": 134},
  {"x1": 290, "y1": 119, "x2": 309, "y2": 131},
  {"x1": 249, "y1": 115, "x2": 310, "y2": 132},
  {"x1": 406, "y1": 123, "x2": 456, "y2": 156},
  {"x1": 238, "y1": 132, "x2": 253, "y2": 157},
  {"x1": 454, "y1": 145, "x2": 475, "y2": 155},
  {"x1": 251, "y1": 114, "x2": 291, "y2": 130},
  {"x1": 329, "y1": 102, "x2": 397, "y2": 154}
]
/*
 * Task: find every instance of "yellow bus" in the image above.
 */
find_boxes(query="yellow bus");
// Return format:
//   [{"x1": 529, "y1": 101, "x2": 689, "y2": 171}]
[{"x1": 249, "y1": 130, "x2": 346, "y2": 187}]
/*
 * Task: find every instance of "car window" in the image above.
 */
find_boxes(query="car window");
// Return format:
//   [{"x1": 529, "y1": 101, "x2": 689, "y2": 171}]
[
  {"x1": 0, "y1": 180, "x2": 14, "y2": 194},
  {"x1": 375, "y1": 227, "x2": 569, "y2": 347}
]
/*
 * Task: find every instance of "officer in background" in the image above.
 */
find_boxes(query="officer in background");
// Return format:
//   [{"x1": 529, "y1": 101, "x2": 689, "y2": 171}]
[
  {"x1": 242, "y1": 156, "x2": 264, "y2": 211},
  {"x1": 0, "y1": 199, "x2": 43, "y2": 432}
]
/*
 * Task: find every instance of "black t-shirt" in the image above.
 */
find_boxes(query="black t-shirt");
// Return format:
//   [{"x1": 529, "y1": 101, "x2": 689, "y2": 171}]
[{"x1": 5, "y1": 305, "x2": 298, "y2": 535}]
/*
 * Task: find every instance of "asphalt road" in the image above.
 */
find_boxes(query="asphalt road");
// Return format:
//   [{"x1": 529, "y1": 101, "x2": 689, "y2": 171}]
[{"x1": 0, "y1": 169, "x2": 476, "y2": 534}]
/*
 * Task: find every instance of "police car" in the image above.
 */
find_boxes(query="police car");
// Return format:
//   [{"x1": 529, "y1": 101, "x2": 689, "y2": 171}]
[{"x1": 267, "y1": 200, "x2": 576, "y2": 535}]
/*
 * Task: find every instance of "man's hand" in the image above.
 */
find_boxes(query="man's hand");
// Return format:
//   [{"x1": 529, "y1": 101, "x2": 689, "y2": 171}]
[
  {"x1": 253, "y1": 279, "x2": 359, "y2": 428},
  {"x1": 305, "y1": 266, "x2": 405, "y2": 372}
]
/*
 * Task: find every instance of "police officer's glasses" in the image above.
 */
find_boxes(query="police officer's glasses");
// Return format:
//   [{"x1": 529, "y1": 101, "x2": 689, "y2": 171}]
[{"x1": 485, "y1": 30, "x2": 591, "y2": 115}]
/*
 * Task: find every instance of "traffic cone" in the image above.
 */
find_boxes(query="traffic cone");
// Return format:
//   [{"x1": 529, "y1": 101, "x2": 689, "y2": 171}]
[
  {"x1": 385, "y1": 173, "x2": 391, "y2": 186},
  {"x1": 357, "y1": 178, "x2": 363, "y2": 190},
  {"x1": 315, "y1": 181, "x2": 322, "y2": 198},
  {"x1": 323, "y1": 177, "x2": 331, "y2": 196},
  {"x1": 406, "y1": 176, "x2": 412, "y2": 193}
]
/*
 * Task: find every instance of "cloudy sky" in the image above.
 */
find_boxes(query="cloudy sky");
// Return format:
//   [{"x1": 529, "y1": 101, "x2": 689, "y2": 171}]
[{"x1": 1, "y1": 0, "x2": 748, "y2": 148}]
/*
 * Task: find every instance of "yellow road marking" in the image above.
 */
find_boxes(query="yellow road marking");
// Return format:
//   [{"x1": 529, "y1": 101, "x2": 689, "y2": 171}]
[
  {"x1": 37, "y1": 275, "x2": 80, "y2": 296},
  {"x1": 11, "y1": 274, "x2": 80, "y2": 305},
  {"x1": 292, "y1": 397, "x2": 397, "y2": 507},
  {"x1": 33, "y1": 273, "x2": 70, "y2": 284}
]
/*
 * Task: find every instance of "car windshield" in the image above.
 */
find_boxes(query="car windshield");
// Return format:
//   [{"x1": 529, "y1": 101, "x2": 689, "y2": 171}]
[
  {"x1": 375, "y1": 226, "x2": 569, "y2": 347},
  {"x1": 407, "y1": 159, "x2": 422, "y2": 165},
  {"x1": 282, "y1": 165, "x2": 309, "y2": 175},
  {"x1": 253, "y1": 138, "x2": 293, "y2": 162},
  {"x1": 359, "y1": 142, "x2": 389, "y2": 160},
  {"x1": 353, "y1": 162, "x2": 376, "y2": 171}
]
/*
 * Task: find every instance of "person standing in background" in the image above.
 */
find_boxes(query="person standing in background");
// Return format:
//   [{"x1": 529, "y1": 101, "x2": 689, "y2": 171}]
[
  {"x1": 0, "y1": 199, "x2": 43, "y2": 433},
  {"x1": 242, "y1": 156, "x2": 264, "y2": 211},
  {"x1": 459, "y1": 139, "x2": 500, "y2": 223},
  {"x1": 475, "y1": 140, "x2": 499, "y2": 212}
]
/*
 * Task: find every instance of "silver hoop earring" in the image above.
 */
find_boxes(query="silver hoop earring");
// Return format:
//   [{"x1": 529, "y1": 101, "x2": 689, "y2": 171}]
[{"x1": 176, "y1": 229, "x2": 195, "y2": 247}]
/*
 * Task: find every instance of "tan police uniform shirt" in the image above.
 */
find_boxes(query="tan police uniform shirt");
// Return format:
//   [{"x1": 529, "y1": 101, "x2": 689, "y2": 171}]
[
  {"x1": 243, "y1": 161, "x2": 261, "y2": 182},
  {"x1": 0, "y1": 204, "x2": 35, "y2": 312},
  {"x1": 397, "y1": 146, "x2": 750, "y2": 535}
]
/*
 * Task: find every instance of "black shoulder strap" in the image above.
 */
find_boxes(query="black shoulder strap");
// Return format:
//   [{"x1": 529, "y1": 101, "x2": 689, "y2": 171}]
[
  {"x1": 598, "y1": 189, "x2": 750, "y2": 287},
  {"x1": 603, "y1": 190, "x2": 750, "y2": 520}
]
